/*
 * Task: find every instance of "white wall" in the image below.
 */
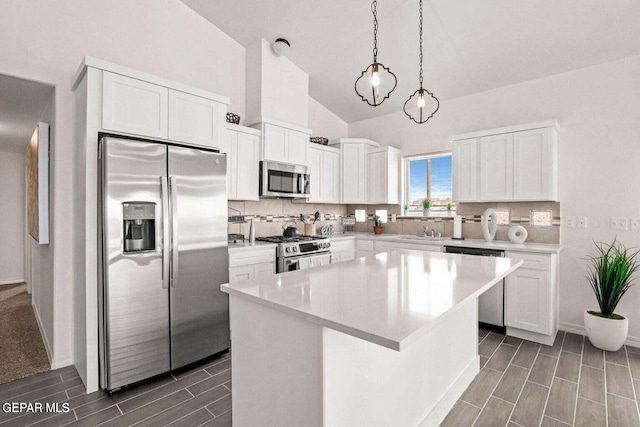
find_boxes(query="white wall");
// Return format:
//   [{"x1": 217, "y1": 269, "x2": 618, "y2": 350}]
[
  {"x1": 308, "y1": 96, "x2": 348, "y2": 141},
  {"x1": 0, "y1": 0, "x2": 247, "y2": 371},
  {"x1": 0, "y1": 151, "x2": 26, "y2": 285},
  {"x1": 349, "y1": 54, "x2": 640, "y2": 345}
]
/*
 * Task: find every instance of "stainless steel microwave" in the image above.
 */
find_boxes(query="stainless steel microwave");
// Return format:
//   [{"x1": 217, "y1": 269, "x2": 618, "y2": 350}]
[{"x1": 260, "y1": 161, "x2": 310, "y2": 199}]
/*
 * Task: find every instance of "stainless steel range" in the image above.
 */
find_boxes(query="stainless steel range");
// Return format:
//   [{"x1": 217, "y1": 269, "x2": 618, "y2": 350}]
[{"x1": 256, "y1": 236, "x2": 331, "y2": 273}]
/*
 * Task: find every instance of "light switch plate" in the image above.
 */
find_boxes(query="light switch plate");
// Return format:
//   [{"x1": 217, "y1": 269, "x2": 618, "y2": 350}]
[
  {"x1": 577, "y1": 216, "x2": 588, "y2": 229},
  {"x1": 610, "y1": 217, "x2": 628, "y2": 231},
  {"x1": 632, "y1": 218, "x2": 640, "y2": 231},
  {"x1": 566, "y1": 216, "x2": 576, "y2": 228}
]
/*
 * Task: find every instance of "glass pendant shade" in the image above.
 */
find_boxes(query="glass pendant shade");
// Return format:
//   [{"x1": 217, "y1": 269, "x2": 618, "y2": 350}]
[
  {"x1": 355, "y1": 62, "x2": 397, "y2": 107},
  {"x1": 404, "y1": 88, "x2": 439, "y2": 124}
]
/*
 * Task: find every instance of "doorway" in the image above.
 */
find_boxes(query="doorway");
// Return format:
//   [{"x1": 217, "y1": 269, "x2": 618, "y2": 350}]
[{"x1": 0, "y1": 73, "x2": 54, "y2": 384}]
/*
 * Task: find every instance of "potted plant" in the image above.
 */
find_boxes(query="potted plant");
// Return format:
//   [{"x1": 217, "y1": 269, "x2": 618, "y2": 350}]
[
  {"x1": 403, "y1": 204, "x2": 409, "y2": 216},
  {"x1": 584, "y1": 239, "x2": 639, "y2": 351},
  {"x1": 373, "y1": 215, "x2": 383, "y2": 235},
  {"x1": 446, "y1": 203, "x2": 454, "y2": 216},
  {"x1": 422, "y1": 200, "x2": 431, "y2": 216}
]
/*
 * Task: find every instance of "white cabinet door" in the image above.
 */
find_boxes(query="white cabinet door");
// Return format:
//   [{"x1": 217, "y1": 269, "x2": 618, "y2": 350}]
[
  {"x1": 235, "y1": 132, "x2": 260, "y2": 200},
  {"x1": 254, "y1": 262, "x2": 275, "y2": 278},
  {"x1": 513, "y1": 128, "x2": 556, "y2": 201},
  {"x1": 168, "y1": 90, "x2": 224, "y2": 149},
  {"x1": 263, "y1": 124, "x2": 288, "y2": 161},
  {"x1": 367, "y1": 150, "x2": 386, "y2": 204},
  {"x1": 308, "y1": 146, "x2": 323, "y2": 202},
  {"x1": 341, "y1": 144, "x2": 367, "y2": 204},
  {"x1": 505, "y1": 252, "x2": 551, "y2": 335},
  {"x1": 324, "y1": 150, "x2": 340, "y2": 203},
  {"x1": 452, "y1": 138, "x2": 478, "y2": 202},
  {"x1": 356, "y1": 239, "x2": 374, "y2": 258},
  {"x1": 479, "y1": 133, "x2": 513, "y2": 201},
  {"x1": 102, "y1": 71, "x2": 168, "y2": 138},
  {"x1": 288, "y1": 130, "x2": 308, "y2": 165},
  {"x1": 221, "y1": 129, "x2": 238, "y2": 199}
]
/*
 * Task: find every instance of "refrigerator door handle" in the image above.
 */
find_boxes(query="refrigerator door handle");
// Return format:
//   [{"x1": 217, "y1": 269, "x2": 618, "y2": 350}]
[
  {"x1": 169, "y1": 176, "x2": 179, "y2": 288},
  {"x1": 161, "y1": 176, "x2": 170, "y2": 289}
]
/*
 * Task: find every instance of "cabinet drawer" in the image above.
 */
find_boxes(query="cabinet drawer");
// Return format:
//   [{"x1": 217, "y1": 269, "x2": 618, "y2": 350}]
[
  {"x1": 229, "y1": 248, "x2": 276, "y2": 268},
  {"x1": 506, "y1": 251, "x2": 550, "y2": 271}
]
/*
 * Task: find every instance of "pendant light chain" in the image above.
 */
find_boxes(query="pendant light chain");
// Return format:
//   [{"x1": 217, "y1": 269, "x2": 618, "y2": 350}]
[
  {"x1": 418, "y1": 0, "x2": 423, "y2": 88},
  {"x1": 372, "y1": 0, "x2": 378, "y2": 62}
]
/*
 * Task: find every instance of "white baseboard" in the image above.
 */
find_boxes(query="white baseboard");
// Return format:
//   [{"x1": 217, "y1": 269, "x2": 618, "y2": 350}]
[
  {"x1": 559, "y1": 321, "x2": 640, "y2": 349},
  {"x1": 32, "y1": 302, "x2": 53, "y2": 368},
  {"x1": 51, "y1": 356, "x2": 74, "y2": 370},
  {"x1": 0, "y1": 277, "x2": 26, "y2": 286}
]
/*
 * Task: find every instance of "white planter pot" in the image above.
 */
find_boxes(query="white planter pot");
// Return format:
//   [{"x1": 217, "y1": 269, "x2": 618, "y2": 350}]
[
  {"x1": 584, "y1": 310, "x2": 628, "y2": 351},
  {"x1": 423, "y1": 208, "x2": 430, "y2": 216}
]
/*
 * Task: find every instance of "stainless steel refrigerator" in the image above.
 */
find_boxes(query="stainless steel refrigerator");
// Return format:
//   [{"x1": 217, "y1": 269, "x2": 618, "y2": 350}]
[{"x1": 98, "y1": 136, "x2": 229, "y2": 392}]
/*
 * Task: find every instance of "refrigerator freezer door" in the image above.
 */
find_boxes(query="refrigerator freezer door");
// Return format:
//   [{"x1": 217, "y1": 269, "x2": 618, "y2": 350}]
[
  {"x1": 168, "y1": 146, "x2": 230, "y2": 369},
  {"x1": 101, "y1": 137, "x2": 170, "y2": 390}
]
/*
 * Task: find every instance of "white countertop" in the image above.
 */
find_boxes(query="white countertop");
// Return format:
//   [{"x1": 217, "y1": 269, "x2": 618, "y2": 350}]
[
  {"x1": 227, "y1": 241, "x2": 277, "y2": 253},
  {"x1": 221, "y1": 249, "x2": 523, "y2": 351}
]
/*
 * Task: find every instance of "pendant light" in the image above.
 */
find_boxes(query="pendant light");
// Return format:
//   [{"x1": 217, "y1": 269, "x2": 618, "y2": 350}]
[
  {"x1": 403, "y1": 0, "x2": 439, "y2": 124},
  {"x1": 355, "y1": 0, "x2": 397, "y2": 107}
]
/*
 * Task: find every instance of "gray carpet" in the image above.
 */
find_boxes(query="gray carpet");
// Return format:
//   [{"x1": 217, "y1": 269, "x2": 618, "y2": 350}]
[{"x1": 0, "y1": 283, "x2": 50, "y2": 384}]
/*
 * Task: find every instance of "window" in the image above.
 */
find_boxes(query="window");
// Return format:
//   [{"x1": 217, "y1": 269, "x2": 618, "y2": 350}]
[{"x1": 404, "y1": 153, "x2": 453, "y2": 214}]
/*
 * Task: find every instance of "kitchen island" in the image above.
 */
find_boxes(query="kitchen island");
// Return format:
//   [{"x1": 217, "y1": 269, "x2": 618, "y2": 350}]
[{"x1": 221, "y1": 249, "x2": 522, "y2": 427}]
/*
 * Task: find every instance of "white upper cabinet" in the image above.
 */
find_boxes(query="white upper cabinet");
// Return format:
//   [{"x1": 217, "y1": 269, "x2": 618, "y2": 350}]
[
  {"x1": 253, "y1": 120, "x2": 311, "y2": 165},
  {"x1": 450, "y1": 120, "x2": 558, "y2": 202},
  {"x1": 479, "y1": 133, "x2": 514, "y2": 201},
  {"x1": 308, "y1": 144, "x2": 340, "y2": 203},
  {"x1": 101, "y1": 67, "x2": 229, "y2": 148},
  {"x1": 452, "y1": 138, "x2": 478, "y2": 202},
  {"x1": 330, "y1": 139, "x2": 375, "y2": 204},
  {"x1": 367, "y1": 146, "x2": 400, "y2": 205},
  {"x1": 168, "y1": 90, "x2": 225, "y2": 149},
  {"x1": 222, "y1": 124, "x2": 260, "y2": 201},
  {"x1": 102, "y1": 71, "x2": 169, "y2": 139},
  {"x1": 513, "y1": 127, "x2": 557, "y2": 201}
]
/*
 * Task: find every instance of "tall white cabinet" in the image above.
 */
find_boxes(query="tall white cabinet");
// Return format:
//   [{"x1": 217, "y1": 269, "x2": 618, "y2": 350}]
[
  {"x1": 451, "y1": 120, "x2": 558, "y2": 202},
  {"x1": 367, "y1": 146, "x2": 401, "y2": 204},
  {"x1": 72, "y1": 57, "x2": 229, "y2": 393}
]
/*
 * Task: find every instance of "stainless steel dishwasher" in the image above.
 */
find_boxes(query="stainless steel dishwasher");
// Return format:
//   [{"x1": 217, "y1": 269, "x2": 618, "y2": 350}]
[{"x1": 444, "y1": 246, "x2": 505, "y2": 331}]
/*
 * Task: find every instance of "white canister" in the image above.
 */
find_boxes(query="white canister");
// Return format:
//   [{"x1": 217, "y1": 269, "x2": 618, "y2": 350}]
[{"x1": 453, "y1": 215, "x2": 462, "y2": 239}]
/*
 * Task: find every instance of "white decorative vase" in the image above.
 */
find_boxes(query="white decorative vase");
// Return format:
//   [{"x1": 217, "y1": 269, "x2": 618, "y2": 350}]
[
  {"x1": 423, "y1": 208, "x2": 430, "y2": 216},
  {"x1": 481, "y1": 208, "x2": 498, "y2": 242},
  {"x1": 584, "y1": 310, "x2": 628, "y2": 351},
  {"x1": 508, "y1": 225, "x2": 528, "y2": 244}
]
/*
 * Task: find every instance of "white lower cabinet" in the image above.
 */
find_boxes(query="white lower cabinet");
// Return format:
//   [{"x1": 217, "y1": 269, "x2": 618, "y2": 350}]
[
  {"x1": 356, "y1": 239, "x2": 375, "y2": 258},
  {"x1": 330, "y1": 239, "x2": 355, "y2": 264},
  {"x1": 228, "y1": 246, "x2": 276, "y2": 283},
  {"x1": 505, "y1": 251, "x2": 558, "y2": 345}
]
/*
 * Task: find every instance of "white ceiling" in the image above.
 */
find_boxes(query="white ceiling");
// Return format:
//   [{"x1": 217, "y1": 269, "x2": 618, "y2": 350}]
[
  {"x1": 0, "y1": 74, "x2": 54, "y2": 153},
  {"x1": 181, "y1": 0, "x2": 640, "y2": 123}
]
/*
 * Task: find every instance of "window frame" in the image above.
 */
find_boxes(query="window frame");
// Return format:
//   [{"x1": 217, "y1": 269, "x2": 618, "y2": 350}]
[{"x1": 403, "y1": 151, "x2": 454, "y2": 216}]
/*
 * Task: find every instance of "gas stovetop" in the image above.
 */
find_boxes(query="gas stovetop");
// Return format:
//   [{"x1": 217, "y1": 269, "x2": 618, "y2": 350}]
[
  {"x1": 256, "y1": 235, "x2": 331, "y2": 257},
  {"x1": 256, "y1": 235, "x2": 327, "y2": 244}
]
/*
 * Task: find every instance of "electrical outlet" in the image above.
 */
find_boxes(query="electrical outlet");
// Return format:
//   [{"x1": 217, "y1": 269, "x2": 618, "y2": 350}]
[
  {"x1": 610, "y1": 217, "x2": 628, "y2": 231},
  {"x1": 577, "y1": 216, "x2": 588, "y2": 229},
  {"x1": 631, "y1": 218, "x2": 640, "y2": 231},
  {"x1": 391, "y1": 214, "x2": 397, "y2": 222},
  {"x1": 566, "y1": 216, "x2": 576, "y2": 228}
]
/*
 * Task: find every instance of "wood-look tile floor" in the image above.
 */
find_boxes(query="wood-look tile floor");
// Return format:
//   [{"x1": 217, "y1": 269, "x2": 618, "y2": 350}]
[
  {"x1": 2, "y1": 331, "x2": 640, "y2": 426},
  {"x1": 0, "y1": 352, "x2": 231, "y2": 427},
  {"x1": 442, "y1": 329, "x2": 640, "y2": 427}
]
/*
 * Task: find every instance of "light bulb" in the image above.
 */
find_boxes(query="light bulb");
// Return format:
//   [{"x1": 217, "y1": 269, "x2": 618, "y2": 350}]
[
  {"x1": 417, "y1": 92, "x2": 425, "y2": 108},
  {"x1": 371, "y1": 71, "x2": 380, "y2": 87}
]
